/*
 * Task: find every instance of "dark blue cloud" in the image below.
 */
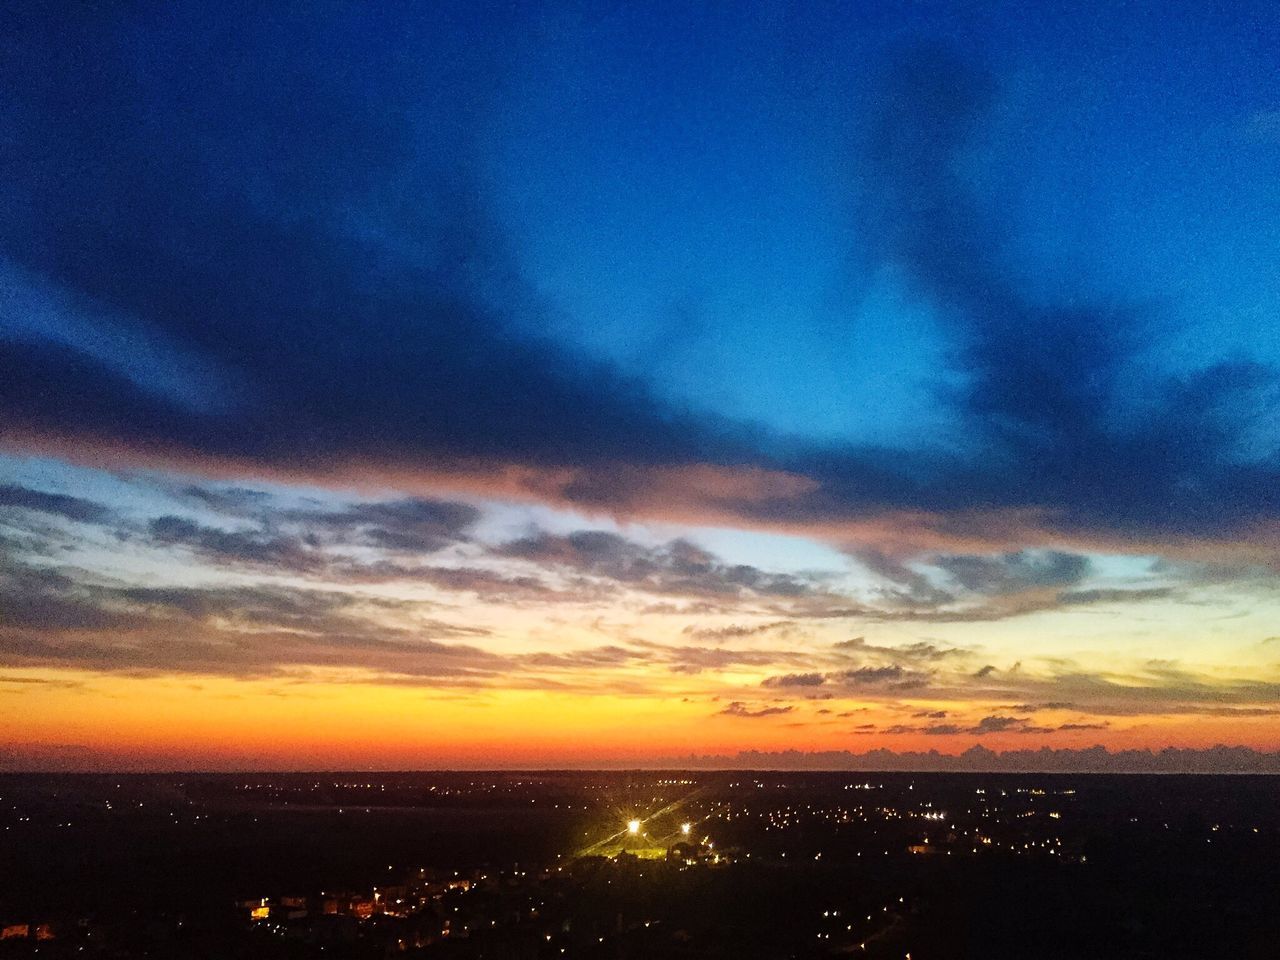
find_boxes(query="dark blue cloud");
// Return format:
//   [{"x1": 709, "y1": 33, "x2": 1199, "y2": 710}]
[
  {"x1": 839, "y1": 44, "x2": 1279, "y2": 536},
  {"x1": 0, "y1": 483, "x2": 113, "y2": 525},
  {"x1": 498, "y1": 529, "x2": 820, "y2": 599},
  {"x1": 935, "y1": 550, "x2": 1089, "y2": 594},
  {"x1": 0, "y1": 2, "x2": 742, "y2": 472},
  {"x1": 1, "y1": 7, "x2": 1276, "y2": 545}
]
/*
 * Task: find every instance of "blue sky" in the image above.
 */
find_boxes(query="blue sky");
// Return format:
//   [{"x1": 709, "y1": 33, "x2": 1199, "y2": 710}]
[
  {"x1": 4, "y1": 1, "x2": 1277, "y2": 487},
  {"x1": 489, "y1": 2, "x2": 1280, "y2": 445}
]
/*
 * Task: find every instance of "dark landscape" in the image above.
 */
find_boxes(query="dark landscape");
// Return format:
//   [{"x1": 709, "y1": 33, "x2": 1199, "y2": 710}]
[{"x1": 3, "y1": 771, "x2": 1278, "y2": 959}]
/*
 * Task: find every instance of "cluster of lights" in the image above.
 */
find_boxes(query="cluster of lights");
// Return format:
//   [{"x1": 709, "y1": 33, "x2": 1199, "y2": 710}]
[{"x1": 623, "y1": 818, "x2": 693, "y2": 838}]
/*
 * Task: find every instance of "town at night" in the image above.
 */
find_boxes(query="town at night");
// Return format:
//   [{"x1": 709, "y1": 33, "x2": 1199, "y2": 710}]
[{"x1": 3, "y1": 772, "x2": 1280, "y2": 958}]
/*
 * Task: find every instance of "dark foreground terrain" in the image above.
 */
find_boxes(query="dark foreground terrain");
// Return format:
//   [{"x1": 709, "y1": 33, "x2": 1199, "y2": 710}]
[{"x1": 1, "y1": 771, "x2": 1277, "y2": 958}]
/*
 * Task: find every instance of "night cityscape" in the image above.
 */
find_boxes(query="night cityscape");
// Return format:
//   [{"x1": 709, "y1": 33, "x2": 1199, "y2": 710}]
[
  {"x1": 3, "y1": 772, "x2": 1279, "y2": 958},
  {"x1": 3, "y1": 1, "x2": 1279, "y2": 957}
]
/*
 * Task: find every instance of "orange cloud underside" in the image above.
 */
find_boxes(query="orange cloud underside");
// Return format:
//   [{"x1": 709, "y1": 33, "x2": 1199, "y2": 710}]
[{"x1": 9, "y1": 430, "x2": 1279, "y2": 562}]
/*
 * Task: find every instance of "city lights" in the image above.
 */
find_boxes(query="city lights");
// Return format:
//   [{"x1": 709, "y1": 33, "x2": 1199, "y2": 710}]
[{"x1": 627, "y1": 819, "x2": 641, "y2": 835}]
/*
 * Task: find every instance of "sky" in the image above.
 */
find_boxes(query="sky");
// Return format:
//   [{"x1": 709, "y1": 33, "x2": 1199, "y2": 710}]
[{"x1": 1, "y1": 1, "x2": 1279, "y2": 770}]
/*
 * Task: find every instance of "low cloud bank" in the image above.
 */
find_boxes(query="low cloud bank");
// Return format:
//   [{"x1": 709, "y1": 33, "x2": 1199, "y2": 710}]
[{"x1": 666, "y1": 744, "x2": 1280, "y2": 773}]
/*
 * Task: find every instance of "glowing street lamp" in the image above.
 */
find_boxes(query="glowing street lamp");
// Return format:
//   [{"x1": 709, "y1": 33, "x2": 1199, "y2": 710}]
[
  {"x1": 627, "y1": 819, "x2": 641, "y2": 835},
  {"x1": 681, "y1": 822, "x2": 692, "y2": 836}
]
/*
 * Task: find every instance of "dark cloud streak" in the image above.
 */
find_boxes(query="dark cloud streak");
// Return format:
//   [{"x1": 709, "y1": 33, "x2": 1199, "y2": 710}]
[{"x1": 0, "y1": 15, "x2": 1273, "y2": 549}]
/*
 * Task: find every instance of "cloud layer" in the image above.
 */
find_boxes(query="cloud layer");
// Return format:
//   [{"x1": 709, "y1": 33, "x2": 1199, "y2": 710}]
[
  {"x1": 1, "y1": 7, "x2": 1278, "y2": 767},
  {"x1": 0, "y1": 9, "x2": 1275, "y2": 557},
  {"x1": 2, "y1": 478, "x2": 1276, "y2": 740}
]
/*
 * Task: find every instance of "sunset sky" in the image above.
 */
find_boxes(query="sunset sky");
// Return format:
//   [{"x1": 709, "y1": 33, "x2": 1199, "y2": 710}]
[{"x1": 2, "y1": 1, "x2": 1279, "y2": 769}]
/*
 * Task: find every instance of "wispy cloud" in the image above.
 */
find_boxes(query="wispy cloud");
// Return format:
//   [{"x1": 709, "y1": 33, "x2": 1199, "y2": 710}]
[{"x1": 718, "y1": 701, "x2": 795, "y2": 719}]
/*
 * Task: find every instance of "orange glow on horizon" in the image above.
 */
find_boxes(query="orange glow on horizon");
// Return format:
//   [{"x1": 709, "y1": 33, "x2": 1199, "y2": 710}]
[{"x1": 3, "y1": 668, "x2": 1278, "y2": 771}]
